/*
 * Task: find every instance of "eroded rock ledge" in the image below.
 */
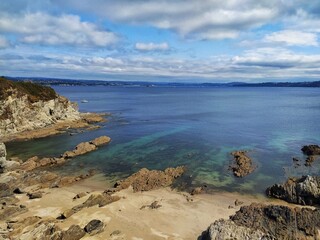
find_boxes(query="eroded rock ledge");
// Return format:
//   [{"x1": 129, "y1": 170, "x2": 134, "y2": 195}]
[
  {"x1": 266, "y1": 175, "x2": 320, "y2": 206},
  {"x1": 229, "y1": 151, "x2": 255, "y2": 177},
  {"x1": 202, "y1": 203, "x2": 320, "y2": 240}
]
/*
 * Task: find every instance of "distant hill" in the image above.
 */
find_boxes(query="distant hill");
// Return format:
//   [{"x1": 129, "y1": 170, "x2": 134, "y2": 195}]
[{"x1": 3, "y1": 76, "x2": 320, "y2": 88}]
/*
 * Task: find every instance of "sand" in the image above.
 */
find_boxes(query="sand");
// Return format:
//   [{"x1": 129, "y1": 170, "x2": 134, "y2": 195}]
[{"x1": 12, "y1": 174, "x2": 290, "y2": 240}]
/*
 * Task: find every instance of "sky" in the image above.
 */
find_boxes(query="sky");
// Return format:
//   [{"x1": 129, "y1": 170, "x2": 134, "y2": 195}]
[{"x1": 1, "y1": 0, "x2": 320, "y2": 82}]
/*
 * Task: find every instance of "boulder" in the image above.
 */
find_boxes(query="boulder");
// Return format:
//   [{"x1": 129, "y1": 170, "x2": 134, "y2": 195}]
[
  {"x1": 62, "y1": 142, "x2": 96, "y2": 159},
  {"x1": 61, "y1": 225, "x2": 85, "y2": 240},
  {"x1": 266, "y1": 175, "x2": 320, "y2": 206},
  {"x1": 27, "y1": 192, "x2": 43, "y2": 199},
  {"x1": 301, "y1": 145, "x2": 320, "y2": 156},
  {"x1": 229, "y1": 151, "x2": 255, "y2": 177},
  {"x1": 84, "y1": 219, "x2": 104, "y2": 235}
]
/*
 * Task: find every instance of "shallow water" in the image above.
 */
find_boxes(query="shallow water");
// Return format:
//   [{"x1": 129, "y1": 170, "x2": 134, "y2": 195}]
[{"x1": 6, "y1": 86, "x2": 320, "y2": 194}]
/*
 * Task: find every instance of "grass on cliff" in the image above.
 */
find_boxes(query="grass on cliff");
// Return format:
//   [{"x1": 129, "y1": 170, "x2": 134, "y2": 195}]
[{"x1": 0, "y1": 77, "x2": 57, "y2": 102}]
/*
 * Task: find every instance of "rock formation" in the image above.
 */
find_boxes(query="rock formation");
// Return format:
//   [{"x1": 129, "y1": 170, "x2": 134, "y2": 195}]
[
  {"x1": 202, "y1": 203, "x2": 320, "y2": 240},
  {"x1": 0, "y1": 77, "x2": 80, "y2": 139},
  {"x1": 229, "y1": 151, "x2": 255, "y2": 177},
  {"x1": 108, "y1": 166, "x2": 185, "y2": 192},
  {"x1": 266, "y1": 175, "x2": 320, "y2": 206},
  {"x1": 301, "y1": 145, "x2": 320, "y2": 156},
  {"x1": 62, "y1": 136, "x2": 111, "y2": 158}
]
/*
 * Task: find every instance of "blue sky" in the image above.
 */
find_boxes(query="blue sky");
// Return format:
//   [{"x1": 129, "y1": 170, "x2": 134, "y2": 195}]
[{"x1": 1, "y1": 0, "x2": 320, "y2": 82}]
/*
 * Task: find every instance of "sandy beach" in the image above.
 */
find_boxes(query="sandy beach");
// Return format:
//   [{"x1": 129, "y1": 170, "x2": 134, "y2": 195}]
[{"x1": 9, "y1": 173, "x2": 291, "y2": 240}]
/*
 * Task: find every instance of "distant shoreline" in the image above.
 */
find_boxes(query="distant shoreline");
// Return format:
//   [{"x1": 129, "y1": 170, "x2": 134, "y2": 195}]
[{"x1": 4, "y1": 76, "x2": 320, "y2": 88}]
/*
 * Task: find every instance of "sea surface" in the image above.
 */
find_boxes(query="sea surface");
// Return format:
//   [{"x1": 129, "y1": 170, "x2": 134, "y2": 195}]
[{"x1": 6, "y1": 86, "x2": 320, "y2": 194}]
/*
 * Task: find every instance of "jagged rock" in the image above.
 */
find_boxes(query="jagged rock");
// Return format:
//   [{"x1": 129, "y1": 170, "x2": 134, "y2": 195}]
[
  {"x1": 266, "y1": 175, "x2": 320, "y2": 206},
  {"x1": 201, "y1": 219, "x2": 267, "y2": 240},
  {"x1": 140, "y1": 201, "x2": 162, "y2": 210},
  {"x1": 301, "y1": 145, "x2": 320, "y2": 156},
  {"x1": 84, "y1": 219, "x2": 104, "y2": 235},
  {"x1": 112, "y1": 166, "x2": 185, "y2": 192},
  {"x1": 90, "y1": 136, "x2": 111, "y2": 146},
  {"x1": 229, "y1": 151, "x2": 255, "y2": 177},
  {"x1": 20, "y1": 158, "x2": 37, "y2": 171},
  {"x1": 234, "y1": 199, "x2": 244, "y2": 206},
  {"x1": 60, "y1": 194, "x2": 120, "y2": 219},
  {"x1": 27, "y1": 192, "x2": 42, "y2": 199},
  {"x1": 18, "y1": 221, "x2": 62, "y2": 240},
  {"x1": 61, "y1": 225, "x2": 85, "y2": 240},
  {"x1": 202, "y1": 203, "x2": 320, "y2": 240},
  {"x1": 231, "y1": 203, "x2": 320, "y2": 240}
]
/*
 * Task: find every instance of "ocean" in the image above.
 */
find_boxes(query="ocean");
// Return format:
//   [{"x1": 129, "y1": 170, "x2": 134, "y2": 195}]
[{"x1": 6, "y1": 86, "x2": 320, "y2": 194}]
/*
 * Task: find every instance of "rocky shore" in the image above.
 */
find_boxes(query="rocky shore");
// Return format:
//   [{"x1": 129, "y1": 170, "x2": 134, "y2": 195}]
[{"x1": 0, "y1": 77, "x2": 106, "y2": 142}]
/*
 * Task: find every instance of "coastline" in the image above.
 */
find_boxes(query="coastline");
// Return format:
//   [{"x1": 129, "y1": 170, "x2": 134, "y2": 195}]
[{"x1": 2, "y1": 112, "x2": 107, "y2": 143}]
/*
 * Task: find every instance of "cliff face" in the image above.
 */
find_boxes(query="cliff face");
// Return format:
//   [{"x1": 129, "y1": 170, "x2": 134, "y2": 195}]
[{"x1": 0, "y1": 77, "x2": 80, "y2": 138}]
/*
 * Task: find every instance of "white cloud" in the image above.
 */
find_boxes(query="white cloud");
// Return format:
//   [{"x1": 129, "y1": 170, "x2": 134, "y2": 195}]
[
  {"x1": 56, "y1": 0, "x2": 282, "y2": 40},
  {"x1": 0, "y1": 12, "x2": 118, "y2": 46},
  {"x1": 135, "y1": 42, "x2": 169, "y2": 51},
  {"x1": 0, "y1": 36, "x2": 9, "y2": 48},
  {"x1": 264, "y1": 30, "x2": 318, "y2": 46}
]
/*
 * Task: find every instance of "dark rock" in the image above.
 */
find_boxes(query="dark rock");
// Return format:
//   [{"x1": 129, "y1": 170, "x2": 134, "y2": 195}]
[
  {"x1": 61, "y1": 225, "x2": 85, "y2": 240},
  {"x1": 84, "y1": 219, "x2": 104, "y2": 235},
  {"x1": 27, "y1": 192, "x2": 43, "y2": 199},
  {"x1": 140, "y1": 201, "x2": 162, "y2": 210},
  {"x1": 301, "y1": 145, "x2": 320, "y2": 156},
  {"x1": 112, "y1": 166, "x2": 185, "y2": 192},
  {"x1": 266, "y1": 175, "x2": 320, "y2": 206},
  {"x1": 229, "y1": 151, "x2": 255, "y2": 177},
  {"x1": 13, "y1": 188, "x2": 24, "y2": 194}
]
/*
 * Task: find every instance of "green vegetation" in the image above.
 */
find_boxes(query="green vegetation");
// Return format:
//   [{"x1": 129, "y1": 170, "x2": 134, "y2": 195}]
[{"x1": 0, "y1": 76, "x2": 57, "y2": 102}]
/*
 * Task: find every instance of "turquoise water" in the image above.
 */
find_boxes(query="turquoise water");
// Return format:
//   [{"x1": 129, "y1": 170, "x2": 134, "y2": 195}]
[{"x1": 6, "y1": 86, "x2": 320, "y2": 194}]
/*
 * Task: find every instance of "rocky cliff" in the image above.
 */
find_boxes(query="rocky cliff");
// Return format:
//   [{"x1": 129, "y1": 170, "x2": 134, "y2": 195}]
[{"x1": 0, "y1": 77, "x2": 80, "y2": 138}]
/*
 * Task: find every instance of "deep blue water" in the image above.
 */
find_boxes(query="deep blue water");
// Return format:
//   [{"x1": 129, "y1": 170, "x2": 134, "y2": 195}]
[{"x1": 6, "y1": 86, "x2": 320, "y2": 194}]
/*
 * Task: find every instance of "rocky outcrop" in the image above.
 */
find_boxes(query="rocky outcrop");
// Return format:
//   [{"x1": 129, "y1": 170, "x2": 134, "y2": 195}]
[
  {"x1": 109, "y1": 166, "x2": 185, "y2": 192},
  {"x1": 0, "y1": 77, "x2": 81, "y2": 139},
  {"x1": 62, "y1": 136, "x2": 111, "y2": 158},
  {"x1": 266, "y1": 175, "x2": 320, "y2": 206},
  {"x1": 202, "y1": 203, "x2": 320, "y2": 240},
  {"x1": 202, "y1": 219, "x2": 267, "y2": 240},
  {"x1": 301, "y1": 145, "x2": 320, "y2": 156},
  {"x1": 229, "y1": 151, "x2": 255, "y2": 177}
]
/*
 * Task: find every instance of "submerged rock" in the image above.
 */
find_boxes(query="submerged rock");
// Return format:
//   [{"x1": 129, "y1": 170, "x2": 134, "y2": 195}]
[
  {"x1": 229, "y1": 151, "x2": 255, "y2": 177},
  {"x1": 202, "y1": 203, "x2": 320, "y2": 240},
  {"x1": 111, "y1": 166, "x2": 185, "y2": 192},
  {"x1": 266, "y1": 175, "x2": 320, "y2": 206}
]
